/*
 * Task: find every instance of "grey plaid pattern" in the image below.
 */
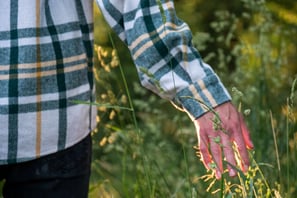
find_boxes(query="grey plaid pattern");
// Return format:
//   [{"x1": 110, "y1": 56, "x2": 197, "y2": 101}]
[
  {"x1": 0, "y1": 0, "x2": 96, "y2": 164},
  {"x1": 0, "y1": 0, "x2": 231, "y2": 165},
  {"x1": 98, "y1": 0, "x2": 231, "y2": 117}
]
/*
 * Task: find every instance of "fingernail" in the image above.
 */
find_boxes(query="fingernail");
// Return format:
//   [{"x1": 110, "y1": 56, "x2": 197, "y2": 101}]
[
  {"x1": 249, "y1": 142, "x2": 254, "y2": 149},
  {"x1": 244, "y1": 164, "x2": 249, "y2": 172},
  {"x1": 229, "y1": 169, "x2": 236, "y2": 177},
  {"x1": 215, "y1": 170, "x2": 222, "y2": 179}
]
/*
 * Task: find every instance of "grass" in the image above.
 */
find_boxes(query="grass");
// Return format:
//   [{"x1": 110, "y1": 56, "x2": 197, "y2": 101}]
[
  {"x1": 89, "y1": 1, "x2": 297, "y2": 197},
  {"x1": 0, "y1": 1, "x2": 296, "y2": 197},
  {"x1": 89, "y1": 42, "x2": 296, "y2": 197}
]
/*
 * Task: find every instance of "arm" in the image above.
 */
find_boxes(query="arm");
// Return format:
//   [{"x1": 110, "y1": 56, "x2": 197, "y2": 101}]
[
  {"x1": 96, "y1": 0, "x2": 253, "y2": 179},
  {"x1": 97, "y1": 0, "x2": 231, "y2": 117}
]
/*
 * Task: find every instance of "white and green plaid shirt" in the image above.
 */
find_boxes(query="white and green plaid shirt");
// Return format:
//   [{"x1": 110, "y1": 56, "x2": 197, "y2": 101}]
[{"x1": 0, "y1": 0, "x2": 230, "y2": 165}]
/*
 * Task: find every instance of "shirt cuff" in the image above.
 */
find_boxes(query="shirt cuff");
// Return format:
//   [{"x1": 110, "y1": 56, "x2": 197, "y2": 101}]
[{"x1": 173, "y1": 74, "x2": 231, "y2": 119}]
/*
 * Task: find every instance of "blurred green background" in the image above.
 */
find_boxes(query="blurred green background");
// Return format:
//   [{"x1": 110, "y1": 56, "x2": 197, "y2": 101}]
[{"x1": 90, "y1": 0, "x2": 297, "y2": 197}]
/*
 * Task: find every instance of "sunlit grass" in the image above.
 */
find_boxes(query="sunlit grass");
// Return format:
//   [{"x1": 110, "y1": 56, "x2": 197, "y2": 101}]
[
  {"x1": 89, "y1": 0, "x2": 296, "y2": 197},
  {"x1": 89, "y1": 37, "x2": 296, "y2": 197}
]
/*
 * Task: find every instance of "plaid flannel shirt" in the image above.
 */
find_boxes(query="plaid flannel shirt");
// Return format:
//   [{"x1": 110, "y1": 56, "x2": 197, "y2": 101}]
[
  {"x1": 98, "y1": 0, "x2": 231, "y2": 118},
  {"x1": 0, "y1": 0, "x2": 230, "y2": 165}
]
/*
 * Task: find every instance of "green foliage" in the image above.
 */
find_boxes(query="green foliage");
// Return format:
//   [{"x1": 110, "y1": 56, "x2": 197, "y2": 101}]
[{"x1": 89, "y1": 0, "x2": 297, "y2": 197}]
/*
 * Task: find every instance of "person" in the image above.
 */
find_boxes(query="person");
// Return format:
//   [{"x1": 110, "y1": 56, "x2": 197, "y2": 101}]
[{"x1": 0, "y1": 0, "x2": 253, "y2": 197}]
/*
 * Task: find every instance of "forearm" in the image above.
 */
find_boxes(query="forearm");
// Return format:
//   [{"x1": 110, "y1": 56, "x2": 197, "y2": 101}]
[{"x1": 96, "y1": 0, "x2": 231, "y2": 118}]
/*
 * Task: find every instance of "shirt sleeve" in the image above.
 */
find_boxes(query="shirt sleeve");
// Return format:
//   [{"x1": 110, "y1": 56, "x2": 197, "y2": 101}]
[{"x1": 96, "y1": 0, "x2": 231, "y2": 119}]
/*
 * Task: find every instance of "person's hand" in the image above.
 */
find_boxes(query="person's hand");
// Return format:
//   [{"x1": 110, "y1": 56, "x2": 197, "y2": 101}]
[{"x1": 195, "y1": 102, "x2": 254, "y2": 179}]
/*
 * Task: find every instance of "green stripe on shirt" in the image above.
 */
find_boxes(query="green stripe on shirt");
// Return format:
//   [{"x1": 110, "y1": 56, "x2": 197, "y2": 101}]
[
  {"x1": 45, "y1": 0, "x2": 68, "y2": 150},
  {"x1": 7, "y1": 0, "x2": 19, "y2": 164}
]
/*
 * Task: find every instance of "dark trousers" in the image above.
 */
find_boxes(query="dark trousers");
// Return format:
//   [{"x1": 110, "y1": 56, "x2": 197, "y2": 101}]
[{"x1": 0, "y1": 134, "x2": 92, "y2": 198}]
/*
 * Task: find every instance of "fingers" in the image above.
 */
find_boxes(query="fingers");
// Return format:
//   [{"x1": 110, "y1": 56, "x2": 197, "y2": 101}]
[
  {"x1": 201, "y1": 131, "x2": 237, "y2": 179},
  {"x1": 209, "y1": 136, "x2": 223, "y2": 179},
  {"x1": 199, "y1": 129, "x2": 244, "y2": 179},
  {"x1": 232, "y1": 119, "x2": 250, "y2": 172},
  {"x1": 225, "y1": 103, "x2": 252, "y2": 173},
  {"x1": 198, "y1": 133, "x2": 212, "y2": 170},
  {"x1": 220, "y1": 133, "x2": 237, "y2": 177},
  {"x1": 195, "y1": 102, "x2": 254, "y2": 179},
  {"x1": 197, "y1": 124, "x2": 223, "y2": 179},
  {"x1": 197, "y1": 119, "x2": 238, "y2": 179},
  {"x1": 240, "y1": 115, "x2": 254, "y2": 149}
]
